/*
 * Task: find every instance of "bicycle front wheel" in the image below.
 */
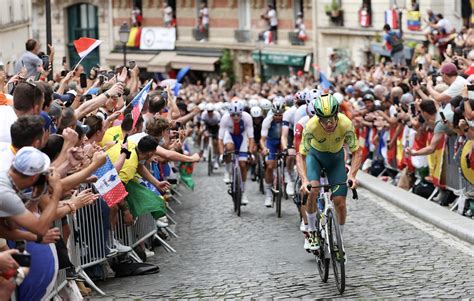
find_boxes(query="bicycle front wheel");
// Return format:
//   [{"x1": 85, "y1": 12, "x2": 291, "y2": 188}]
[
  {"x1": 315, "y1": 211, "x2": 329, "y2": 282},
  {"x1": 258, "y1": 154, "x2": 264, "y2": 194},
  {"x1": 207, "y1": 145, "x2": 212, "y2": 176},
  {"x1": 276, "y1": 164, "x2": 282, "y2": 218},
  {"x1": 234, "y1": 167, "x2": 242, "y2": 216},
  {"x1": 327, "y1": 209, "x2": 345, "y2": 294}
]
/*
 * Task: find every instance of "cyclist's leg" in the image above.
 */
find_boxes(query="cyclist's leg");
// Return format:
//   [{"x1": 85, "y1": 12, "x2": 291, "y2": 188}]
[
  {"x1": 223, "y1": 131, "x2": 235, "y2": 182},
  {"x1": 325, "y1": 149, "x2": 348, "y2": 229},
  {"x1": 286, "y1": 130, "x2": 296, "y2": 183},
  {"x1": 305, "y1": 147, "x2": 322, "y2": 232},
  {"x1": 264, "y1": 139, "x2": 279, "y2": 205}
]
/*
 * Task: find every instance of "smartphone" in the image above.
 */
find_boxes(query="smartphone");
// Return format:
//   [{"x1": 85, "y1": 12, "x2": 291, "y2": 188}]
[
  {"x1": 107, "y1": 71, "x2": 115, "y2": 80},
  {"x1": 439, "y1": 111, "x2": 447, "y2": 123},
  {"x1": 129, "y1": 60, "x2": 136, "y2": 69},
  {"x1": 80, "y1": 73, "x2": 87, "y2": 88},
  {"x1": 418, "y1": 63, "x2": 423, "y2": 71},
  {"x1": 123, "y1": 134, "x2": 129, "y2": 144},
  {"x1": 41, "y1": 55, "x2": 49, "y2": 69},
  {"x1": 467, "y1": 85, "x2": 474, "y2": 91},
  {"x1": 60, "y1": 70, "x2": 68, "y2": 77},
  {"x1": 98, "y1": 74, "x2": 105, "y2": 85},
  {"x1": 34, "y1": 72, "x2": 42, "y2": 81},
  {"x1": 410, "y1": 104, "x2": 416, "y2": 114},
  {"x1": 15, "y1": 240, "x2": 26, "y2": 253},
  {"x1": 12, "y1": 253, "x2": 31, "y2": 267},
  {"x1": 62, "y1": 56, "x2": 67, "y2": 65}
]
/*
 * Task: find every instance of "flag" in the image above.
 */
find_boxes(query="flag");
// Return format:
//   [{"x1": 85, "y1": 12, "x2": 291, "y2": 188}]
[
  {"x1": 427, "y1": 133, "x2": 446, "y2": 188},
  {"x1": 407, "y1": 10, "x2": 421, "y2": 31},
  {"x1": 73, "y1": 37, "x2": 102, "y2": 59},
  {"x1": 319, "y1": 72, "x2": 332, "y2": 90},
  {"x1": 130, "y1": 80, "x2": 153, "y2": 128},
  {"x1": 385, "y1": 9, "x2": 399, "y2": 29},
  {"x1": 93, "y1": 157, "x2": 128, "y2": 207},
  {"x1": 176, "y1": 66, "x2": 190, "y2": 82}
]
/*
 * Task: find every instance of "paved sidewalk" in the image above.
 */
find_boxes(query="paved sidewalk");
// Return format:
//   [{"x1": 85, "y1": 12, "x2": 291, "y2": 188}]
[{"x1": 358, "y1": 172, "x2": 474, "y2": 244}]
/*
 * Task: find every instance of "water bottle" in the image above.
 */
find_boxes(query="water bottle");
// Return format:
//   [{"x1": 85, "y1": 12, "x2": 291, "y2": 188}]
[{"x1": 317, "y1": 197, "x2": 325, "y2": 213}]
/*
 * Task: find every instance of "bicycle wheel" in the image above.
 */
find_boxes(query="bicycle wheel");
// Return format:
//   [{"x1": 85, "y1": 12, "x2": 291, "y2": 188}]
[
  {"x1": 258, "y1": 155, "x2": 264, "y2": 194},
  {"x1": 315, "y1": 211, "x2": 330, "y2": 282},
  {"x1": 207, "y1": 145, "x2": 212, "y2": 176},
  {"x1": 235, "y1": 166, "x2": 242, "y2": 216},
  {"x1": 327, "y1": 209, "x2": 345, "y2": 294},
  {"x1": 276, "y1": 164, "x2": 282, "y2": 218}
]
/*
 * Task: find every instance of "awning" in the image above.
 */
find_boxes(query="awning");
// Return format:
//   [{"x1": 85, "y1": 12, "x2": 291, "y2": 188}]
[
  {"x1": 147, "y1": 51, "x2": 176, "y2": 73},
  {"x1": 171, "y1": 55, "x2": 220, "y2": 71},
  {"x1": 251, "y1": 51, "x2": 308, "y2": 66},
  {"x1": 105, "y1": 52, "x2": 155, "y2": 67}
]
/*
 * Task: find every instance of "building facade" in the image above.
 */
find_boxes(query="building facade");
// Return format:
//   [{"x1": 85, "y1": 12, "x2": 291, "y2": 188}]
[
  {"x1": 1, "y1": 0, "x2": 471, "y2": 81},
  {"x1": 0, "y1": 0, "x2": 31, "y2": 71}
]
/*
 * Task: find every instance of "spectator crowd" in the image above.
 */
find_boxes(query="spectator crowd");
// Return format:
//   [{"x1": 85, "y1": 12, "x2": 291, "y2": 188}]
[{"x1": 0, "y1": 8, "x2": 473, "y2": 300}]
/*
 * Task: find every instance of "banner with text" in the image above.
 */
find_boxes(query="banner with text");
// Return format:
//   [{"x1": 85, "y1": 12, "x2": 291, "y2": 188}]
[{"x1": 140, "y1": 27, "x2": 176, "y2": 50}]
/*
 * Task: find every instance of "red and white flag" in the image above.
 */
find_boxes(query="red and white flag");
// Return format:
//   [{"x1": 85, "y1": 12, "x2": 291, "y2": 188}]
[
  {"x1": 73, "y1": 37, "x2": 102, "y2": 59},
  {"x1": 385, "y1": 9, "x2": 399, "y2": 29},
  {"x1": 130, "y1": 81, "x2": 153, "y2": 128},
  {"x1": 93, "y1": 157, "x2": 128, "y2": 207}
]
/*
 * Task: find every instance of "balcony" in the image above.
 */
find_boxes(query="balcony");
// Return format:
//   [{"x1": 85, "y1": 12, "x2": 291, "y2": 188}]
[
  {"x1": 192, "y1": 28, "x2": 208, "y2": 41},
  {"x1": 234, "y1": 29, "x2": 251, "y2": 43}
]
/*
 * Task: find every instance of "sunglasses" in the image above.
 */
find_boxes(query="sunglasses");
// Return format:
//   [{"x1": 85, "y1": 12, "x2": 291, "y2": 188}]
[
  {"x1": 273, "y1": 114, "x2": 283, "y2": 118},
  {"x1": 319, "y1": 116, "x2": 338, "y2": 125},
  {"x1": 230, "y1": 113, "x2": 241, "y2": 117}
]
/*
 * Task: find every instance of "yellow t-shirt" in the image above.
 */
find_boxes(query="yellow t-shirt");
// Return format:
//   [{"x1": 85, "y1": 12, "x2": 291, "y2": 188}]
[
  {"x1": 106, "y1": 142, "x2": 139, "y2": 184},
  {"x1": 101, "y1": 126, "x2": 123, "y2": 148},
  {"x1": 300, "y1": 113, "x2": 359, "y2": 155}
]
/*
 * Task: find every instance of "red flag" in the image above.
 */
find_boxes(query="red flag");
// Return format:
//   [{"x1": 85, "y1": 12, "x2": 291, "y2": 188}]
[{"x1": 73, "y1": 37, "x2": 102, "y2": 59}]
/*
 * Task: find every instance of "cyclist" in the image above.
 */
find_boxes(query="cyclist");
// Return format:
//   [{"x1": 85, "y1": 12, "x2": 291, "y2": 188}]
[
  {"x1": 281, "y1": 94, "x2": 299, "y2": 196},
  {"x1": 299, "y1": 94, "x2": 362, "y2": 252},
  {"x1": 218, "y1": 102, "x2": 254, "y2": 205},
  {"x1": 294, "y1": 98, "x2": 317, "y2": 251},
  {"x1": 200, "y1": 103, "x2": 221, "y2": 169},
  {"x1": 261, "y1": 97, "x2": 285, "y2": 207},
  {"x1": 260, "y1": 98, "x2": 272, "y2": 116},
  {"x1": 250, "y1": 105, "x2": 264, "y2": 181}
]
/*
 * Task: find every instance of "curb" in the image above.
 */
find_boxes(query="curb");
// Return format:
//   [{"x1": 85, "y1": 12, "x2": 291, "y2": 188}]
[{"x1": 357, "y1": 172, "x2": 474, "y2": 245}]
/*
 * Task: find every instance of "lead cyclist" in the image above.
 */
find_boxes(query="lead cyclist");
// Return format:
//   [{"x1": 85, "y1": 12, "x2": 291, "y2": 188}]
[{"x1": 299, "y1": 94, "x2": 362, "y2": 254}]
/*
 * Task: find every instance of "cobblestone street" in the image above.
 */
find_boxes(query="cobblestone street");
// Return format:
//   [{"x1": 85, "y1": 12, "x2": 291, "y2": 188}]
[{"x1": 93, "y1": 163, "x2": 474, "y2": 299}]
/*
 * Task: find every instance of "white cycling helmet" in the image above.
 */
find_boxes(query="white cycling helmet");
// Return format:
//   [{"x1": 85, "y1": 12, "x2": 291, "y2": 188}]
[
  {"x1": 306, "y1": 99, "x2": 316, "y2": 117},
  {"x1": 229, "y1": 101, "x2": 244, "y2": 114},
  {"x1": 187, "y1": 103, "x2": 196, "y2": 112},
  {"x1": 198, "y1": 102, "x2": 207, "y2": 111},
  {"x1": 205, "y1": 103, "x2": 215, "y2": 111},
  {"x1": 250, "y1": 106, "x2": 263, "y2": 118},
  {"x1": 285, "y1": 95, "x2": 295, "y2": 107},
  {"x1": 215, "y1": 102, "x2": 223, "y2": 111},
  {"x1": 260, "y1": 98, "x2": 272, "y2": 111},
  {"x1": 333, "y1": 92, "x2": 344, "y2": 105},
  {"x1": 221, "y1": 102, "x2": 230, "y2": 112},
  {"x1": 272, "y1": 97, "x2": 285, "y2": 114},
  {"x1": 305, "y1": 89, "x2": 320, "y2": 105},
  {"x1": 249, "y1": 98, "x2": 259, "y2": 108}
]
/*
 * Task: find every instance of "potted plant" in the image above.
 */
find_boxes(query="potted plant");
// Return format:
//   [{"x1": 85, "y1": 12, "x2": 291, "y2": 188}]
[{"x1": 325, "y1": 0, "x2": 341, "y2": 18}]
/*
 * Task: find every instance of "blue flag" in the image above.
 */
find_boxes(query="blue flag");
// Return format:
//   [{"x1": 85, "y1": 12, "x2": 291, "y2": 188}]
[{"x1": 320, "y1": 72, "x2": 332, "y2": 90}]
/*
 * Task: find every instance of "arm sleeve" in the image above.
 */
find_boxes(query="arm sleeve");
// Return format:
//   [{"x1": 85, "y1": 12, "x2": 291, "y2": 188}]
[
  {"x1": 244, "y1": 113, "x2": 254, "y2": 139},
  {"x1": 344, "y1": 123, "x2": 359, "y2": 152},
  {"x1": 261, "y1": 116, "x2": 271, "y2": 138},
  {"x1": 282, "y1": 110, "x2": 291, "y2": 128}
]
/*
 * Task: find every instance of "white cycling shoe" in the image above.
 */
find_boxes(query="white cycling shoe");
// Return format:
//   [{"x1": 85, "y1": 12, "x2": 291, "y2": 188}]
[
  {"x1": 241, "y1": 192, "x2": 249, "y2": 205},
  {"x1": 264, "y1": 195, "x2": 272, "y2": 207},
  {"x1": 223, "y1": 172, "x2": 231, "y2": 183}
]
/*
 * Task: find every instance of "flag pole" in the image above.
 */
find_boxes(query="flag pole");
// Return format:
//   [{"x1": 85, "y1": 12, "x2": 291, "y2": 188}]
[{"x1": 72, "y1": 56, "x2": 86, "y2": 71}]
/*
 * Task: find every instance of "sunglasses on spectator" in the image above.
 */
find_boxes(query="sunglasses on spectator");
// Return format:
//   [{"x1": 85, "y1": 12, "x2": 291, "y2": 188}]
[{"x1": 319, "y1": 116, "x2": 338, "y2": 125}]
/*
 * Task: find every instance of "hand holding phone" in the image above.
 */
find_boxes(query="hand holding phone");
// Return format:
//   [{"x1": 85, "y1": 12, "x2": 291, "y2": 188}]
[{"x1": 80, "y1": 73, "x2": 87, "y2": 88}]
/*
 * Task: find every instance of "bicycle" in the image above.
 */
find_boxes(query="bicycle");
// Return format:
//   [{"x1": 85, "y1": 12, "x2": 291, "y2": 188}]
[
  {"x1": 225, "y1": 151, "x2": 244, "y2": 217},
  {"x1": 306, "y1": 174, "x2": 358, "y2": 294},
  {"x1": 270, "y1": 152, "x2": 287, "y2": 218},
  {"x1": 256, "y1": 152, "x2": 265, "y2": 195},
  {"x1": 205, "y1": 139, "x2": 213, "y2": 176}
]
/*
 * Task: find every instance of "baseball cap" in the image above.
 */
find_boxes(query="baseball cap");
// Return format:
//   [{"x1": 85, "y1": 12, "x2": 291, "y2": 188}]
[
  {"x1": 53, "y1": 90, "x2": 77, "y2": 106},
  {"x1": 12, "y1": 147, "x2": 51, "y2": 176},
  {"x1": 440, "y1": 63, "x2": 458, "y2": 76},
  {"x1": 40, "y1": 111, "x2": 53, "y2": 132}
]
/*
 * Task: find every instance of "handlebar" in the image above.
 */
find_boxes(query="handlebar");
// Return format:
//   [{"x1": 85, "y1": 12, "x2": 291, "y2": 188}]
[{"x1": 307, "y1": 180, "x2": 358, "y2": 200}]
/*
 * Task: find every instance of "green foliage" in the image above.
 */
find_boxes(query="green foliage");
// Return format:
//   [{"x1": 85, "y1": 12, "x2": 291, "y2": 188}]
[
  {"x1": 220, "y1": 49, "x2": 235, "y2": 84},
  {"x1": 325, "y1": 0, "x2": 341, "y2": 13}
]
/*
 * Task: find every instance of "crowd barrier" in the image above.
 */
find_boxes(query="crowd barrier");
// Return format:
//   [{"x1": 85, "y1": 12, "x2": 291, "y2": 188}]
[{"x1": 42, "y1": 178, "x2": 184, "y2": 299}]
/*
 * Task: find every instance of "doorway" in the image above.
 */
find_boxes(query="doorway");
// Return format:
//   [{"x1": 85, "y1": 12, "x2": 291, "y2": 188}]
[{"x1": 67, "y1": 3, "x2": 100, "y2": 72}]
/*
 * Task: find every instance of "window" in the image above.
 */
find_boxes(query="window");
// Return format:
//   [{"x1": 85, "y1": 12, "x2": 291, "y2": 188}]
[
  {"x1": 238, "y1": 0, "x2": 250, "y2": 29},
  {"x1": 390, "y1": 0, "x2": 406, "y2": 9},
  {"x1": 293, "y1": 0, "x2": 303, "y2": 19},
  {"x1": 131, "y1": 0, "x2": 142, "y2": 26}
]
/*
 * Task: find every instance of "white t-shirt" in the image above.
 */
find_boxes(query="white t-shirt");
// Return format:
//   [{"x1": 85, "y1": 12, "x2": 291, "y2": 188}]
[
  {"x1": 0, "y1": 142, "x2": 15, "y2": 173},
  {"x1": 0, "y1": 106, "x2": 18, "y2": 144},
  {"x1": 437, "y1": 18, "x2": 454, "y2": 34},
  {"x1": 268, "y1": 9, "x2": 278, "y2": 27},
  {"x1": 443, "y1": 76, "x2": 468, "y2": 99},
  {"x1": 200, "y1": 7, "x2": 209, "y2": 25},
  {"x1": 164, "y1": 6, "x2": 173, "y2": 23}
]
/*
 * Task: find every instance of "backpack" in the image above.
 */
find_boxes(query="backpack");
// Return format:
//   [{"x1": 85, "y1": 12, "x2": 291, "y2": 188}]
[
  {"x1": 412, "y1": 179, "x2": 435, "y2": 199},
  {"x1": 388, "y1": 31, "x2": 404, "y2": 54}
]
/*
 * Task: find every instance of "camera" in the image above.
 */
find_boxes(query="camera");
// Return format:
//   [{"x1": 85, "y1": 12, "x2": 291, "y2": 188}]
[{"x1": 410, "y1": 73, "x2": 418, "y2": 86}]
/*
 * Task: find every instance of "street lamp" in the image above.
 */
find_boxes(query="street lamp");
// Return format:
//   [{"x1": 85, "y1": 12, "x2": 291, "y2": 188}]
[{"x1": 119, "y1": 22, "x2": 130, "y2": 66}]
